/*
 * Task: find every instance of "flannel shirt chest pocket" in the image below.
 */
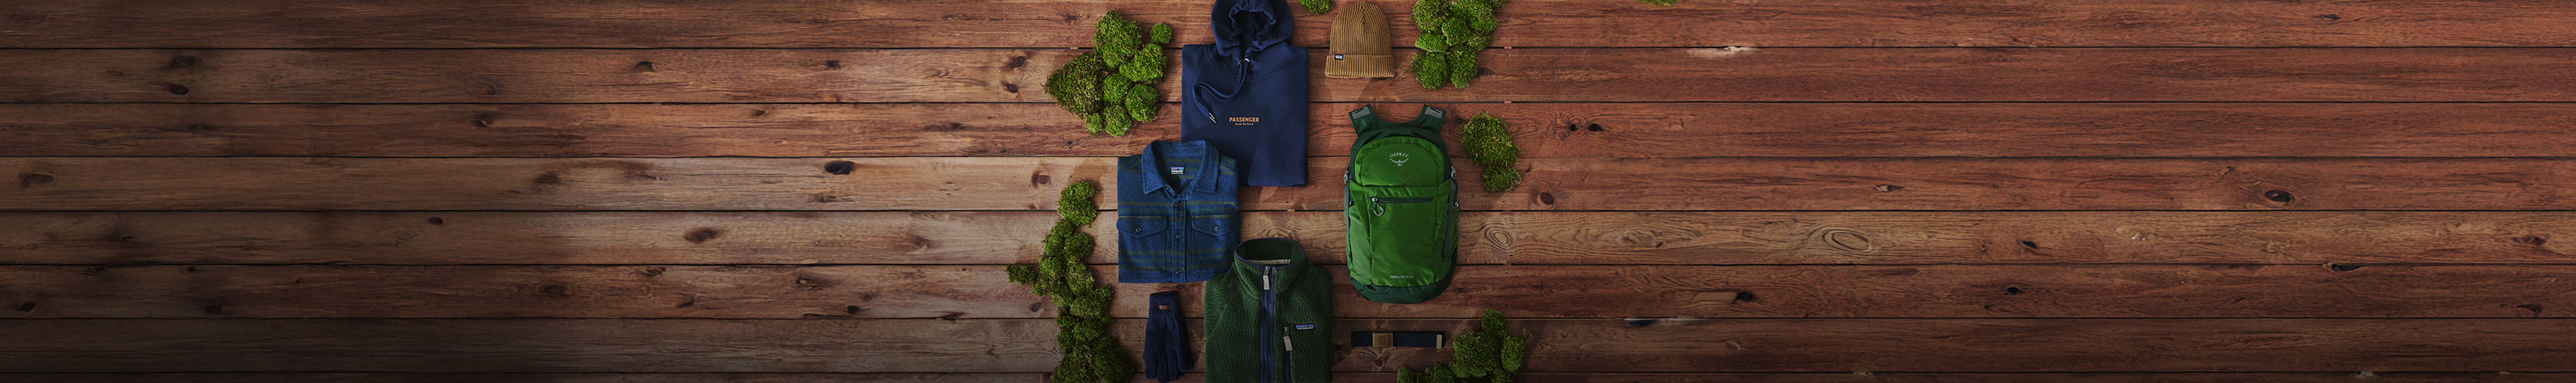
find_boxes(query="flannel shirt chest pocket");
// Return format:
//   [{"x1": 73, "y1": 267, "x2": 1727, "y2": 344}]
[
  {"x1": 1121, "y1": 215, "x2": 1171, "y2": 242},
  {"x1": 1189, "y1": 203, "x2": 1235, "y2": 241}
]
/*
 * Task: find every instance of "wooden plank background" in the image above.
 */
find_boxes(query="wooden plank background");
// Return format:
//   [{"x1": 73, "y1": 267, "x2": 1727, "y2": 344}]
[{"x1": 8, "y1": 0, "x2": 2576, "y2": 381}]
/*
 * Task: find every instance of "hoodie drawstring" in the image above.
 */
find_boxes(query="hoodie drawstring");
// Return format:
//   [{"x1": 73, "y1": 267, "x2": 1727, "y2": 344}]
[
  {"x1": 1194, "y1": 55, "x2": 1257, "y2": 123},
  {"x1": 1193, "y1": 3, "x2": 1279, "y2": 123}
]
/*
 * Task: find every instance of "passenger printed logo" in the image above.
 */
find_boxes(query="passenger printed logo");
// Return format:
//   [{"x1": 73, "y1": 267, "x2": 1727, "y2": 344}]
[{"x1": 1388, "y1": 152, "x2": 1411, "y2": 165}]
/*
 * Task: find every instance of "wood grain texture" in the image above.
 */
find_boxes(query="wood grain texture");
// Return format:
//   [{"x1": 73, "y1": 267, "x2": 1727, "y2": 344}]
[
  {"x1": 8, "y1": 48, "x2": 2576, "y2": 103},
  {"x1": 8, "y1": 0, "x2": 2576, "y2": 48},
  {"x1": 7, "y1": 264, "x2": 2574, "y2": 319},
  {"x1": 11, "y1": 211, "x2": 2572, "y2": 266},
  {"x1": 7, "y1": 372, "x2": 2564, "y2": 383},
  {"x1": 0, "y1": 373, "x2": 1041, "y2": 383},
  {"x1": 12, "y1": 157, "x2": 2576, "y2": 211},
  {"x1": 18, "y1": 103, "x2": 2576, "y2": 158},
  {"x1": 11, "y1": 319, "x2": 2576, "y2": 372}
]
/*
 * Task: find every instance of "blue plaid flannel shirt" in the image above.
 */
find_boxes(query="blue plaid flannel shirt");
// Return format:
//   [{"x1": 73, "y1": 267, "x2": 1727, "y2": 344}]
[{"x1": 1117, "y1": 140, "x2": 1240, "y2": 283}]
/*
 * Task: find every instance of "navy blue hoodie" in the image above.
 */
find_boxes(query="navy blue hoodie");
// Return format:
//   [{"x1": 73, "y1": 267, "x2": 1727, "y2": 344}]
[{"x1": 1182, "y1": 0, "x2": 1309, "y2": 187}]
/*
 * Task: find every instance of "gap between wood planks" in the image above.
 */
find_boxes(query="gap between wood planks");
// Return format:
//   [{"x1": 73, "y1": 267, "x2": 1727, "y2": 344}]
[{"x1": 12, "y1": 48, "x2": 2576, "y2": 103}]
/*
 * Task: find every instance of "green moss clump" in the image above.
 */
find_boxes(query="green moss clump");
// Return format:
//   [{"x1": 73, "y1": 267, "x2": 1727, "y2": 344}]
[
  {"x1": 1300, "y1": 0, "x2": 1334, "y2": 14},
  {"x1": 1055, "y1": 182, "x2": 1099, "y2": 226},
  {"x1": 1445, "y1": 52, "x2": 1477, "y2": 88},
  {"x1": 1395, "y1": 309, "x2": 1529, "y2": 383},
  {"x1": 1411, "y1": 51, "x2": 1451, "y2": 90},
  {"x1": 1046, "y1": 51, "x2": 1106, "y2": 119},
  {"x1": 1044, "y1": 11, "x2": 1174, "y2": 137},
  {"x1": 1408, "y1": 0, "x2": 1504, "y2": 90},
  {"x1": 1007, "y1": 180, "x2": 1132, "y2": 383},
  {"x1": 1459, "y1": 113, "x2": 1521, "y2": 192},
  {"x1": 1398, "y1": 363, "x2": 1461, "y2": 383}
]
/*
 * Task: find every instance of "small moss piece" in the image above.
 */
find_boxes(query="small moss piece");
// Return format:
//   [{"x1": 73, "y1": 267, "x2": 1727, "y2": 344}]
[
  {"x1": 1056, "y1": 181, "x2": 1099, "y2": 225},
  {"x1": 1126, "y1": 84, "x2": 1159, "y2": 123},
  {"x1": 1122, "y1": 44, "x2": 1167, "y2": 82},
  {"x1": 1300, "y1": 0, "x2": 1335, "y2": 14},
  {"x1": 1392, "y1": 309, "x2": 1527, "y2": 383},
  {"x1": 1447, "y1": 51, "x2": 1478, "y2": 88},
  {"x1": 1413, "y1": 52, "x2": 1451, "y2": 90},
  {"x1": 1427, "y1": 362, "x2": 1460, "y2": 383},
  {"x1": 1447, "y1": 309, "x2": 1527, "y2": 381},
  {"x1": 1460, "y1": 113, "x2": 1521, "y2": 192}
]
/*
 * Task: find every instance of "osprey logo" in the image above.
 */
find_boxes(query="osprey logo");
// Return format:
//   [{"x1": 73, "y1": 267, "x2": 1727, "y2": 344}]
[{"x1": 1388, "y1": 152, "x2": 1411, "y2": 165}]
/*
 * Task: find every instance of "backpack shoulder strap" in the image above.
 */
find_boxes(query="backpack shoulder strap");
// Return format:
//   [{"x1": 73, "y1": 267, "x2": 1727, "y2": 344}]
[
  {"x1": 1349, "y1": 105, "x2": 1383, "y2": 153},
  {"x1": 1349, "y1": 105, "x2": 1378, "y2": 130}
]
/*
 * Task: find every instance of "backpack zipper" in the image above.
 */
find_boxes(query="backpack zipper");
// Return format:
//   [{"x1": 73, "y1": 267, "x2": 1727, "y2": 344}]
[{"x1": 1368, "y1": 196, "x2": 1434, "y2": 216}]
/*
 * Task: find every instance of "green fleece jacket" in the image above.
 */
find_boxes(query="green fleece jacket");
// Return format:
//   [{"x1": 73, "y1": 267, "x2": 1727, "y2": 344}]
[{"x1": 1203, "y1": 237, "x2": 1332, "y2": 383}]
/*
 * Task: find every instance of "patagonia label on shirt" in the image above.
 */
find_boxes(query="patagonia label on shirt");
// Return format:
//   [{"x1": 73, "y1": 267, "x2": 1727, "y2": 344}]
[{"x1": 1168, "y1": 166, "x2": 1184, "y2": 175}]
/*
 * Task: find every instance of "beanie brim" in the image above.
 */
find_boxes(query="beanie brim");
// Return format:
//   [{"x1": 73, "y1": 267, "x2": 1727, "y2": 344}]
[{"x1": 1325, "y1": 54, "x2": 1398, "y2": 78}]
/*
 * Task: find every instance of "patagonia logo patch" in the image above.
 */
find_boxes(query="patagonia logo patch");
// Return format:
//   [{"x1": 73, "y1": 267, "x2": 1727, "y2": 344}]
[
  {"x1": 1168, "y1": 166, "x2": 1184, "y2": 175},
  {"x1": 1293, "y1": 324, "x2": 1317, "y2": 330}
]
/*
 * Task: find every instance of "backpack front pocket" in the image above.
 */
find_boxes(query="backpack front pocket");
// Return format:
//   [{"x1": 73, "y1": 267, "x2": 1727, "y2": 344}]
[{"x1": 1346, "y1": 185, "x2": 1455, "y2": 288}]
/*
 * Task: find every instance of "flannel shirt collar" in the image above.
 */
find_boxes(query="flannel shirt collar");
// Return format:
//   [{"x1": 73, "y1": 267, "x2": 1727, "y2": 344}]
[{"x1": 1136, "y1": 140, "x2": 1221, "y2": 195}]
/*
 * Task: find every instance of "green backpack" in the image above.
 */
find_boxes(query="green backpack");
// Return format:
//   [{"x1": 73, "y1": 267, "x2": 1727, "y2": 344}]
[{"x1": 1344, "y1": 105, "x2": 1457, "y2": 304}]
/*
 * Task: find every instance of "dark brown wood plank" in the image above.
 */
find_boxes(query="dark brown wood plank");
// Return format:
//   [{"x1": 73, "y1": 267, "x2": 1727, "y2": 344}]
[
  {"x1": 8, "y1": 264, "x2": 2573, "y2": 319},
  {"x1": 10, "y1": 157, "x2": 2576, "y2": 211},
  {"x1": 0, "y1": 373, "x2": 1040, "y2": 383},
  {"x1": 0, "y1": 211, "x2": 1076, "y2": 265},
  {"x1": 8, "y1": 372, "x2": 2561, "y2": 383},
  {"x1": 8, "y1": 318, "x2": 2576, "y2": 372},
  {"x1": 11, "y1": 211, "x2": 2571, "y2": 266},
  {"x1": 8, "y1": 48, "x2": 2576, "y2": 103},
  {"x1": 8, "y1": 0, "x2": 2575, "y2": 48},
  {"x1": 18, "y1": 103, "x2": 2576, "y2": 158}
]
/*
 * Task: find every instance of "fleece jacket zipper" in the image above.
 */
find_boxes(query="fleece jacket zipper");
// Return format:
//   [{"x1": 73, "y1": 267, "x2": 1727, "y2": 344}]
[{"x1": 1259, "y1": 269, "x2": 1277, "y2": 382}]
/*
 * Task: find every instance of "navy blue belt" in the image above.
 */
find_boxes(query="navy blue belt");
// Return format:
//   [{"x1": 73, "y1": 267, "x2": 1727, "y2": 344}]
[{"x1": 1349, "y1": 331, "x2": 1447, "y2": 348}]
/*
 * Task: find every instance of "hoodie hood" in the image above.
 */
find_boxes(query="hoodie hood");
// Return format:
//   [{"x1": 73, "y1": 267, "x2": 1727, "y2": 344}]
[
  {"x1": 1211, "y1": 0, "x2": 1293, "y2": 57},
  {"x1": 1178, "y1": 0, "x2": 1311, "y2": 188}
]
